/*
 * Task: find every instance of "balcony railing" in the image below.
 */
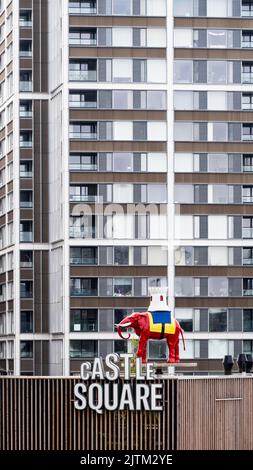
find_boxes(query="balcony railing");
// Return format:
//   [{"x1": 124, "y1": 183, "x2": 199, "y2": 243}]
[
  {"x1": 69, "y1": 100, "x2": 97, "y2": 108},
  {"x1": 20, "y1": 261, "x2": 33, "y2": 268},
  {"x1": 242, "y1": 73, "x2": 253, "y2": 83},
  {"x1": 20, "y1": 50, "x2": 32, "y2": 57},
  {"x1": 243, "y1": 165, "x2": 253, "y2": 172},
  {"x1": 243, "y1": 258, "x2": 253, "y2": 265},
  {"x1": 69, "y1": 132, "x2": 97, "y2": 139},
  {"x1": 69, "y1": 163, "x2": 97, "y2": 171},
  {"x1": 20, "y1": 141, "x2": 33, "y2": 148},
  {"x1": 243, "y1": 228, "x2": 253, "y2": 238},
  {"x1": 20, "y1": 291, "x2": 33, "y2": 298},
  {"x1": 69, "y1": 227, "x2": 95, "y2": 238},
  {"x1": 243, "y1": 196, "x2": 253, "y2": 203},
  {"x1": 19, "y1": 19, "x2": 32, "y2": 27},
  {"x1": 20, "y1": 201, "x2": 33, "y2": 208},
  {"x1": 69, "y1": 39, "x2": 97, "y2": 46},
  {"x1": 70, "y1": 288, "x2": 98, "y2": 296},
  {"x1": 70, "y1": 257, "x2": 97, "y2": 265},
  {"x1": 20, "y1": 171, "x2": 32, "y2": 178},
  {"x1": 69, "y1": 194, "x2": 97, "y2": 202},
  {"x1": 20, "y1": 110, "x2": 32, "y2": 117},
  {"x1": 69, "y1": 70, "x2": 97, "y2": 81},
  {"x1": 20, "y1": 82, "x2": 32, "y2": 92},
  {"x1": 69, "y1": 7, "x2": 97, "y2": 15},
  {"x1": 20, "y1": 232, "x2": 33, "y2": 242},
  {"x1": 243, "y1": 289, "x2": 253, "y2": 295},
  {"x1": 242, "y1": 134, "x2": 253, "y2": 141}
]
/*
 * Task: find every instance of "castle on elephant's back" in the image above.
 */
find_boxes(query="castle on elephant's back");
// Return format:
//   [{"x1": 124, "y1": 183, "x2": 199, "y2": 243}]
[{"x1": 116, "y1": 287, "x2": 186, "y2": 365}]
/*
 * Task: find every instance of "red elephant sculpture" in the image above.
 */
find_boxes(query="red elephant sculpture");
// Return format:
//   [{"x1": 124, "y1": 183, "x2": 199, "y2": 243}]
[{"x1": 116, "y1": 311, "x2": 185, "y2": 364}]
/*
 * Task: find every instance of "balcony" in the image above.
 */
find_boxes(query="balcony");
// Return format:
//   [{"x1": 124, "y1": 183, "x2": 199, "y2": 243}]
[
  {"x1": 20, "y1": 81, "x2": 32, "y2": 92},
  {"x1": 69, "y1": 1, "x2": 96, "y2": 15},
  {"x1": 71, "y1": 288, "x2": 97, "y2": 296},
  {"x1": 244, "y1": 289, "x2": 253, "y2": 295},
  {"x1": 69, "y1": 92, "x2": 97, "y2": 108},
  {"x1": 69, "y1": 131, "x2": 97, "y2": 140},
  {"x1": 70, "y1": 257, "x2": 97, "y2": 265},
  {"x1": 243, "y1": 196, "x2": 253, "y2": 203},
  {"x1": 20, "y1": 11, "x2": 32, "y2": 27},
  {"x1": 69, "y1": 70, "x2": 96, "y2": 81},
  {"x1": 242, "y1": 73, "x2": 253, "y2": 84},
  {"x1": 69, "y1": 227, "x2": 95, "y2": 238},
  {"x1": 69, "y1": 37, "x2": 97, "y2": 46},
  {"x1": 20, "y1": 201, "x2": 33, "y2": 208},
  {"x1": 243, "y1": 165, "x2": 253, "y2": 172},
  {"x1": 69, "y1": 162, "x2": 97, "y2": 171},
  {"x1": 243, "y1": 258, "x2": 253, "y2": 265},
  {"x1": 242, "y1": 2, "x2": 253, "y2": 16},
  {"x1": 69, "y1": 29, "x2": 97, "y2": 47},
  {"x1": 20, "y1": 140, "x2": 32, "y2": 148},
  {"x1": 69, "y1": 194, "x2": 97, "y2": 202},
  {"x1": 20, "y1": 232, "x2": 33, "y2": 242}
]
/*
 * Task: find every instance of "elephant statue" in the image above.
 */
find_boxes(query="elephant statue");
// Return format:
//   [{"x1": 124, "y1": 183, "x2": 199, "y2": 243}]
[{"x1": 116, "y1": 311, "x2": 185, "y2": 364}]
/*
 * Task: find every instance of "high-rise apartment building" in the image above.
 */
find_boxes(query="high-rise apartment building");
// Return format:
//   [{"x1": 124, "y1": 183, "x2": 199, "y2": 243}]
[{"x1": 0, "y1": 0, "x2": 252, "y2": 376}]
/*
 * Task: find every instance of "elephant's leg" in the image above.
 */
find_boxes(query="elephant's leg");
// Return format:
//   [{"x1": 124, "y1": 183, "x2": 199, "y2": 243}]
[
  {"x1": 137, "y1": 334, "x2": 148, "y2": 363},
  {"x1": 166, "y1": 336, "x2": 176, "y2": 363}
]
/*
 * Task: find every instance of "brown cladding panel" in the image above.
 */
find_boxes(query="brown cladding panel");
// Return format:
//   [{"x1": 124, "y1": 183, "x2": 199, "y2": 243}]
[
  {"x1": 33, "y1": 101, "x2": 41, "y2": 243},
  {"x1": 175, "y1": 142, "x2": 253, "y2": 152},
  {"x1": 178, "y1": 204, "x2": 253, "y2": 215},
  {"x1": 42, "y1": 101, "x2": 49, "y2": 243},
  {"x1": 20, "y1": 0, "x2": 32, "y2": 7},
  {"x1": 42, "y1": 341, "x2": 49, "y2": 375},
  {"x1": 41, "y1": 0, "x2": 48, "y2": 92},
  {"x1": 19, "y1": 29, "x2": 33, "y2": 40},
  {"x1": 42, "y1": 251, "x2": 49, "y2": 333},
  {"x1": 20, "y1": 179, "x2": 33, "y2": 190},
  {"x1": 174, "y1": 49, "x2": 253, "y2": 60},
  {"x1": 70, "y1": 110, "x2": 166, "y2": 120},
  {"x1": 34, "y1": 341, "x2": 42, "y2": 375},
  {"x1": 20, "y1": 118, "x2": 33, "y2": 129},
  {"x1": 70, "y1": 297, "x2": 149, "y2": 309},
  {"x1": 174, "y1": 18, "x2": 253, "y2": 28},
  {"x1": 69, "y1": 16, "x2": 166, "y2": 27},
  {"x1": 175, "y1": 111, "x2": 253, "y2": 122},
  {"x1": 0, "y1": 273, "x2": 6, "y2": 284},
  {"x1": 34, "y1": 251, "x2": 41, "y2": 334},
  {"x1": 33, "y1": 0, "x2": 41, "y2": 92},
  {"x1": 69, "y1": 47, "x2": 166, "y2": 58},
  {"x1": 20, "y1": 359, "x2": 34, "y2": 373},
  {"x1": 69, "y1": 172, "x2": 167, "y2": 183},
  {"x1": 70, "y1": 141, "x2": 167, "y2": 152},
  {"x1": 175, "y1": 298, "x2": 253, "y2": 308},
  {"x1": 175, "y1": 173, "x2": 253, "y2": 184},
  {"x1": 20, "y1": 299, "x2": 33, "y2": 310},
  {"x1": 70, "y1": 266, "x2": 167, "y2": 277},
  {"x1": 19, "y1": 58, "x2": 33, "y2": 69},
  {"x1": 176, "y1": 267, "x2": 253, "y2": 276},
  {"x1": 20, "y1": 148, "x2": 33, "y2": 159}
]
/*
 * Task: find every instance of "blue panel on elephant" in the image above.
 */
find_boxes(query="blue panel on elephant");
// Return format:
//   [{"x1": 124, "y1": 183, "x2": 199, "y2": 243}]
[{"x1": 152, "y1": 311, "x2": 172, "y2": 324}]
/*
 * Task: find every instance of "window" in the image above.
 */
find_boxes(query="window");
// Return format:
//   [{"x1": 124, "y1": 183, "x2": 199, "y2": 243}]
[
  {"x1": 174, "y1": 29, "x2": 192, "y2": 48},
  {"x1": 70, "y1": 278, "x2": 98, "y2": 296},
  {"x1": 174, "y1": 122, "x2": 193, "y2": 141},
  {"x1": 112, "y1": 0, "x2": 131, "y2": 15},
  {"x1": 70, "y1": 247, "x2": 97, "y2": 265},
  {"x1": 69, "y1": 59, "x2": 97, "y2": 81},
  {"x1": 20, "y1": 40, "x2": 32, "y2": 57},
  {"x1": 20, "y1": 281, "x2": 33, "y2": 298},
  {"x1": 112, "y1": 28, "x2": 132, "y2": 46},
  {"x1": 113, "y1": 278, "x2": 132, "y2": 296},
  {"x1": 147, "y1": 28, "x2": 166, "y2": 47},
  {"x1": 244, "y1": 340, "x2": 253, "y2": 354},
  {"x1": 207, "y1": 30, "x2": 227, "y2": 48},
  {"x1": 243, "y1": 154, "x2": 253, "y2": 172},
  {"x1": 147, "y1": 91, "x2": 166, "y2": 109},
  {"x1": 207, "y1": 61, "x2": 227, "y2": 83},
  {"x1": 114, "y1": 247, "x2": 129, "y2": 265},
  {"x1": 243, "y1": 124, "x2": 253, "y2": 140},
  {"x1": 21, "y1": 311, "x2": 33, "y2": 333},
  {"x1": 113, "y1": 153, "x2": 133, "y2": 172},
  {"x1": 20, "y1": 161, "x2": 32, "y2": 177},
  {"x1": 69, "y1": 184, "x2": 97, "y2": 202},
  {"x1": 20, "y1": 10, "x2": 32, "y2": 27},
  {"x1": 243, "y1": 309, "x2": 253, "y2": 331},
  {"x1": 70, "y1": 309, "x2": 98, "y2": 332},
  {"x1": 20, "y1": 341, "x2": 33, "y2": 358},
  {"x1": 242, "y1": 31, "x2": 253, "y2": 48},
  {"x1": 174, "y1": 185, "x2": 194, "y2": 204},
  {"x1": 147, "y1": 0, "x2": 166, "y2": 16},
  {"x1": 20, "y1": 190, "x2": 33, "y2": 208},
  {"x1": 243, "y1": 186, "x2": 253, "y2": 203},
  {"x1": 114, "y1": 122, "x2": 132, "y2": 140},
  {"x1": 20, "y1": 251, "x2": 33, "y2": 268},
  {"x1": 147, "y1": 60, "x2": 166, "y2": 83},
  {"x1": 175, "y1": 277, "x2": 193, "y2": 297},
  {"x1": 174, "y1": 0, "x2": 193, "y2": 17},
  {"x1": 113, "y1": 184, "x2": 133, "y2": 202},
  {"x1": 113, "y1": 90, "x2": 133, "y2": 109},
  {"x1": 69, "y1": 122, "x2": 97, "y2": 139},
  {"x1": 20, "y1": 131, "x2": 32, "y2": 147},
  {"x1": 69, "y1": 28, "x2": 96, "y2": 46},
  {"x1": 208, "y1": 153, "x2": 228, "y2": 172},
  {"x1": 209, "y1": 309, "x2": 227, "y2": 332},
  {"x1": 243, "y1": 278, "x2": 253, "y2": 295},
  {"x1": 70, "y1": 340, "x2": 98, "y2": 358},
  {"x1": 113, "y1": 59, "x2": 132, "y2": 82},
  {"x1": 69, "y1": 1, "x2": 97, "y2": 14},
  {"x1": 208, "y1": 277, "x2": 228, "y2": 296},
  {"x1": 174, "y1": 61, "x2": 193, "y2": 83},
  {"x1": 69, "y1": 91, "x2": 97, "y2": 108},
  {"x1": 242, "y1": 1, "x2": 253, "y2": 16},
  {"x1": 175, "y1": 309, "x2": 193, "y2": 332},
  {"x1": 242, "y1": 62, "x2": 253, "y2": 83},
  {"x1": 243, "y1": 217, "x2": 253, "y2": 238},
  {"x1": 147, "y1": 184, "x2": 167, "y2": 203},
  {"x1": 69, "y1": 215, "x2": 95, "y2": 239},
  {"x1": 147, "y1": 122, "x2": 166, "y2": 141},
  {"x1": 209, "y1": 340, "x2": 228, "y2": 359},
  {"x1": 207, "y1": 0, "x2": 228, "y2": 17}
]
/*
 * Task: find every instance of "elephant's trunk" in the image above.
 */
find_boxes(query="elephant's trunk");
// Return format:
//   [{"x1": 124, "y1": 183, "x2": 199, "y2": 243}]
[{"x1": 116, "y1": 321, "x2": 132, "y2": 340}]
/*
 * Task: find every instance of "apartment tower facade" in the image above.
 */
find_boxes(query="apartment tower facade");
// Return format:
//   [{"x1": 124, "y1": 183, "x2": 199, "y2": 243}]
[{"x1": 0, "y1": 0, "x2": 252, "y2": 376}]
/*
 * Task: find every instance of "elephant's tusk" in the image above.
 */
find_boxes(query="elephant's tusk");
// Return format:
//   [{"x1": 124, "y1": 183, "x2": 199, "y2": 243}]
[{"x1": 119, "y1": 322, "x2": 132, "y2": 328}]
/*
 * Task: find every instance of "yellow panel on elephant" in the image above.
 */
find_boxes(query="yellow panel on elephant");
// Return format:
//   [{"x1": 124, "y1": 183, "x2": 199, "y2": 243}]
[{"x1": 147, "y1": 311, "x2": 176, "y2": 335}]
